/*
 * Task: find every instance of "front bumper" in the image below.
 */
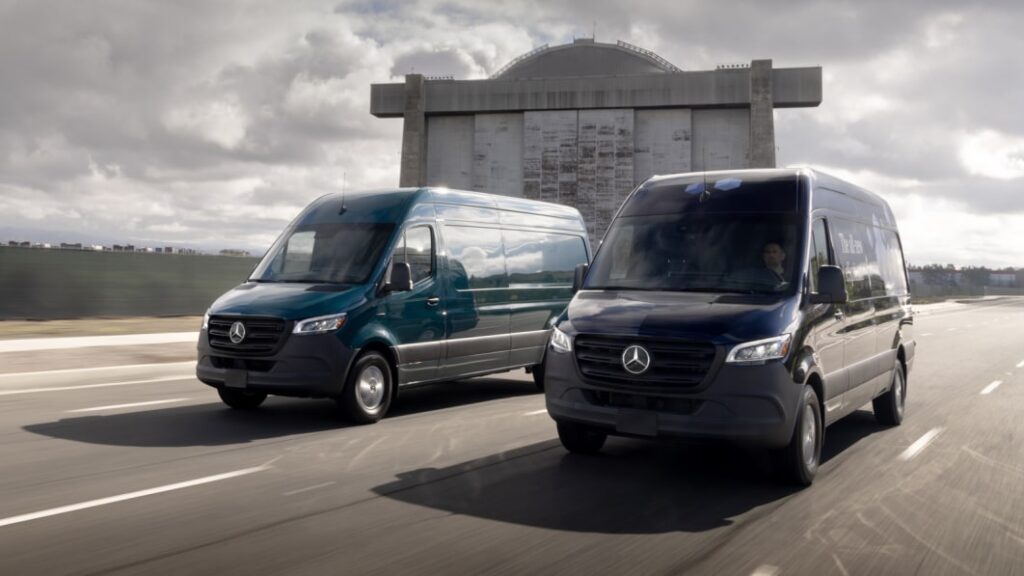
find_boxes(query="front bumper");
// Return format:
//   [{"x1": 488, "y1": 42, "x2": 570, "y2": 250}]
[
  {"x1": 544, "y1": 347, "x2": 803, "y2": 448},
  {"x1": 196, "y1": 329, "x2": 355, "y2": 398}
]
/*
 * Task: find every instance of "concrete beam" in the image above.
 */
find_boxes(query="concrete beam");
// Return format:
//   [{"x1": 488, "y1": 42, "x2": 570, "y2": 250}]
[
  {"x1": 399, "y1": 74, "x2": 426, "y2": 187},
  {"x1": 371, "y1": 66, "x2": 822, "y2": 117},
  {"x1": 749, "y1": 59, "x2": 776, "y2": 168}
]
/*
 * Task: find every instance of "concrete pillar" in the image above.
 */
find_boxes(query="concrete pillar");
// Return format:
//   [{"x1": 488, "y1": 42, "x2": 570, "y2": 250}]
[
  {"x1": 748, "y1": 59, "x2": 776, "y2": 168},
  {"x1": 399, "y1": 74, "x2": 426, "y2": 187}
]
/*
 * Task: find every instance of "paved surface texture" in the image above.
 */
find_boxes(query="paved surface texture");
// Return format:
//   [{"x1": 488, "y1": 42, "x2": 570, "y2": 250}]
[{"x1": 1, "y1": 298, "x2": 1023, "y2": 575}]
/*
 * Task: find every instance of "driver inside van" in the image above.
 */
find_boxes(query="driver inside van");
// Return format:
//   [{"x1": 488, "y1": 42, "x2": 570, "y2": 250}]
[{"x1": 729, "y1": 241, "x2": 788, "y2": 289}]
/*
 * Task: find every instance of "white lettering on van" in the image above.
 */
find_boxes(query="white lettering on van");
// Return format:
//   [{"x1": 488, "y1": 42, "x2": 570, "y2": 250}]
[{"x1": 837, "y1": 233, "x2": 863, "y2": 255}]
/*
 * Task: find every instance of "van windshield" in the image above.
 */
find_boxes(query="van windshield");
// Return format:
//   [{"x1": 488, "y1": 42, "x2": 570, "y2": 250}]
[
  {"x1": 585, "y1": 213, "x2": 803, "y2": 294},
  {"x1": 250, "y1": 223, "x2": 395, "y2": 285}
]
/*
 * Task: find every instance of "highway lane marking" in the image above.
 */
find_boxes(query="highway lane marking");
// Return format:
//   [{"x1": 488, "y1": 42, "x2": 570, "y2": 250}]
[
  {"x1": 980, "y1": 381, "x2": 1003, "y2": 395},
  {"x1": 1018, "y1": 360, "x2": 1024, "y2": 368},
  {"x1": 68, "y1": 398, "x2": 191, "y2": 413},
  {"x1": 0, "y1": 376, "x2": 192, "y2": 396},
  {"x1": 751, "y1": 566, "x2": 780, "y2": 576},
  {"x1": 920, "y1": 333, "x2": 933, "y2": 337},
  {"x1": 0, "y1": 361, "x2": 195, "y2": 379},
  {"x1": 0, "y1": 465, "x2": 269, "y2": 529},
  {"x1": 523, "y1": 409, "x2": 548, "y2": 416},
  {"x1": 0, "y1": 332, "x2": 198, "y2": 353},
  {"x1": 283, "y1": 481, "x2": 337, "y2": 496},
  {"x1": 899, "y1": 428, "x2": 944, "y2": 461}
]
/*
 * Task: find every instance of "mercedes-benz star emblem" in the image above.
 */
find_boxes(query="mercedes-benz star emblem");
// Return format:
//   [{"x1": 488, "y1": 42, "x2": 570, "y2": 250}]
[
  {"x1": 229, "y1": 321, "x2": 246, "y2": 344},
  {"x1": 622, "y1": 345, "x2": 651, "y2": 375}
]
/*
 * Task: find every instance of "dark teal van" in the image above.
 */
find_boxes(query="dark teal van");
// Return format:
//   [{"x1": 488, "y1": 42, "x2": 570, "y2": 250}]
[{"x1": 197, "y1": 188, "x2": 590, "y2": 423}]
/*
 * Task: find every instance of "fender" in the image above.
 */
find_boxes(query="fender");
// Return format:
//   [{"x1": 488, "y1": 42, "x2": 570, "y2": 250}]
[{"x1": 792, "y1": 345, "x2": 824, "y2": 386}]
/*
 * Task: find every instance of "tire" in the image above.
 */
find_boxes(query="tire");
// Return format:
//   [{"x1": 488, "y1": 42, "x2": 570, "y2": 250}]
[
  {"x1": 338, "y1": 351, "x2": 394, "y2": 424},
  {"x1": 532, "y1": 361, "x2": 546, "y2": 392},
  {"x1": 776, "y1": 386, "x2": 823, "y2": 486},
  {"x1": 218, "y1": 388, "x2": 267, "y2": 410},
  {"x1": 873, "y1": 360, "x2": 906, "y2": 426},
  {"x1": 556, "y1": 421, "x2": 607, "y2": 455}
]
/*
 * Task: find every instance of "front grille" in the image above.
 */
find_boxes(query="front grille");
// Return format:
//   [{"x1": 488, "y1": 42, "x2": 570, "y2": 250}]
[
  {"x1": 208, "y1": 315, "x2": 288, "y2": 356},
  {"x1": 574, "y1": 334, "x2": 718, "y2": 390}
]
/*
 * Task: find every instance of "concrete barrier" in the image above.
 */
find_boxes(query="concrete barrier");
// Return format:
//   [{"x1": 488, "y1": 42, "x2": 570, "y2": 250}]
[{"x1": 0, "y1": 247, "x2": 258, "y2": 319}]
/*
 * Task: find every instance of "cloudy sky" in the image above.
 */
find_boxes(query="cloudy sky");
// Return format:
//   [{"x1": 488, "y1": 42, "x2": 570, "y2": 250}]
[{"x1": 1, "y1": 0, "x2": 1022, "y2": 267}]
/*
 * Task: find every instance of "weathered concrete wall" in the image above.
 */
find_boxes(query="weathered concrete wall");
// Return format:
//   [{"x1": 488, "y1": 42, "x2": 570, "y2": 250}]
[
  {"x1": 523, "y1": 111, "x2": 578, "y2": 204},
  {"x1": 425, "y1": 115, "x2": 474, "y2": 189},
  {"x1": 578, "y1": 109, "x2": 634, "y2": 240},
  {"x1": 372, "y1": 67, "x2": 823, "y2": 117},
  {"x1": 634, "y1": 109, "x2": 692, "y2": 185},
  {"x1": 692, "y1": 109, "x2": 751, "y2": 171},
  {"x1": 0, "y1": 247, "x2": 258, "y2": 320},
  {"x1": 399, "y1": 74, "x2": 427, "y2": 187},
  {"x1": 472, "y1": 113, "x2": 524, "y2": 197}
]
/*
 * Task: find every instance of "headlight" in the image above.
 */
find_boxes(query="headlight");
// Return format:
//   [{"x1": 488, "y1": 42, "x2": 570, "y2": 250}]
[
  {"x1": 202, "y1": 311, "x2": 210, "y2": 330},
  {"x1": 293, "y1": 313, "x2": 347, "y2": 335},
  {"x1": 550, "y1": 326, "x2": 573, "y2": 353},
  {"x1": 726, "y1": 334, "x2": 792, "y2": 364}
]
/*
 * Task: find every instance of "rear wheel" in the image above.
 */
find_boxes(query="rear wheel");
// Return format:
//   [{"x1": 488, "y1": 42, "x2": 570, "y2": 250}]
[
  {"x1": 776, "y1": 386, "x2": 822, "y2": 486},
  {"x1": 873, "y1": 361, "x2": 906, "y2": 426},
  {"x1": 557, "y1": 421, "x2": 607, "y2": 455},
  {"x1": 338, "y1": 351, "x2": 394, "y2": 424},
  {"x1": 218, "y1": 388, "x2": 267, "y2": 410}
]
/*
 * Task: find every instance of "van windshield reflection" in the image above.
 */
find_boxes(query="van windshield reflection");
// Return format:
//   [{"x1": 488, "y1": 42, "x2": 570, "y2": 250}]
[
  {"x1": 585, "y1": 213, "x2": 802, "y2": 294},
  {"x1": 249, "y1": 222, "x2": 395, "y2": 285}
]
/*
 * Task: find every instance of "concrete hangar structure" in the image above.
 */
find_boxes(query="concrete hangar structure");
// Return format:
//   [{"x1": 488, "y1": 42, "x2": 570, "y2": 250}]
[{"x1": 370, "y1": 39, "x2": 822, "y2": 239}]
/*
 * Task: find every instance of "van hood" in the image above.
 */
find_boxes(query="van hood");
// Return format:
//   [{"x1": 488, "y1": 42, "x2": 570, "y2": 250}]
[
  {"x1": 208, "y1": 282, "x2": 368, "y2": 321},
  {"x1": 563, "y1": 290, "x2": 799, "y2": 345}
]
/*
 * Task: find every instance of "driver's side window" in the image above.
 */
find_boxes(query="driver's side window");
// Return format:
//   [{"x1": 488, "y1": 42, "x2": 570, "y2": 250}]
[
  {"x1": 809, "y1": 219, "x2": 831, "y2": 292},
  {"x1": 392, "y1": 226, "x2": 435, "y2": 285}
]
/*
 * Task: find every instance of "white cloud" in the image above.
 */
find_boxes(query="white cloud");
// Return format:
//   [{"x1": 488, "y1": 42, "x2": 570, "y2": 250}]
[
  {"x1": 959, "y1": 130, "x2": 1024, "y2": 180},
  {"x1": 163, "y1": 100, "x2": 250, "y2": 150}
]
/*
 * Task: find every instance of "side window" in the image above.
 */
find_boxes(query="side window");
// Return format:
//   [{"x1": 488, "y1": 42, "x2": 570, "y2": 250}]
[
  {"x1": 875, "y1": 228, "x2": 909, "y2": 296},
  {"x1": 391, "y1": 226, "x2": 434, "y2": 285},
  {"x1": 444, "y1": 225, "x2": 507, "y2": 289},
  {"x1": 830, "y1": 219, "x2": 880, "y2": 301},
  {"x1": 503, "y1": 230, "x2": 588, "y2": 286},
  {"x1": 280, "y1": 231, "x2": 314, "y2": 274},
  {"x1": 809, "y1": 219, "x2": 830, "y2": 292}
]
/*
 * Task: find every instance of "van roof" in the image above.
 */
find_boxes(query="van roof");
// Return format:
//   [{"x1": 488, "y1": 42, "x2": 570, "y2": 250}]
[
  {"x1": 315, "y1": 187, "x2": 585, "y2": 221},
  {"x1": 645, "y1": 167, "x2": 894, "y2": 214}
]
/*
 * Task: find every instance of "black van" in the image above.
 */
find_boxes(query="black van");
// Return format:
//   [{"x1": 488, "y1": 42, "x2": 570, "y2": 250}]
[
  {"x1": 197, "y1": 188, "x2": 590, "y2": 423},
  {"x1": 543, "y1": 168, "x2": 915, "y2": 484}
]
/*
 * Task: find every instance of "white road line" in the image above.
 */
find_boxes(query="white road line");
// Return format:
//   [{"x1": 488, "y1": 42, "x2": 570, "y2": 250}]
[
  {"x1": 0, "y1": 375, "x2": 192, "y2": 396},
  {"x1": 946, "y1": 328, "x2": 957, "y2": 332},
  {"x1": 68, "y1": 398, "x2": 191, "y2": 413},
  {"x1": 0, "y1": 465, "x2": 269, "y2": 529},
  {"x1": 980, "y1": 381, "x2": 1003, "y2": 395},
  {"x1": 1017, "y1": 360, "x2": 1024, "y2": 369},
  {"x1": 0, "y1": 332, "x2": 198, "y2": 353},
  {"x1": 283, "y1": 481, "x2": 337, "y2": 496},
  {"x1": 899, "y1": 428, "x2": 944, "y2": 461},
  {"x1": 523, "y1": 409, "x2": 548, "y2": 416},
  {"x1": 920, "y1": 333, "x2": 933, "y2": 337},
  {"x1": 751, "y1": 565, "x2": 780, "y2": 576},
  {"x1": 0, "y1": 361, "x2": 195, "y2": 380}
]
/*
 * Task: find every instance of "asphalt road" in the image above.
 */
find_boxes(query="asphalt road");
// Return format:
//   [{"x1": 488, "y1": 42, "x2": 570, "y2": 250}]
[{"x1": 1, "y1": 298, "x2": 1024, "y2": 575}]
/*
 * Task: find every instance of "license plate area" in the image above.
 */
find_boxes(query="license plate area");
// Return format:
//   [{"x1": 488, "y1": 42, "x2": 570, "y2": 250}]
[
  {"x1": 225, "y1": 369, "x2": 248, "y2": 389},
  {"x1": 616, "y1": 410, "x2": 657, "y2": 436}
]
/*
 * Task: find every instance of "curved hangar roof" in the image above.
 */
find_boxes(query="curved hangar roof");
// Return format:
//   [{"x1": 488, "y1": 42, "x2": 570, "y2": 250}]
[{"x1": 493, "y1": 39, "x2": 681, "y2": 79}]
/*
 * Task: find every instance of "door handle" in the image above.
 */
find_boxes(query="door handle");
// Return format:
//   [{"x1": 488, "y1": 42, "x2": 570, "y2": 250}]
[{"x1": 426, "y1": 296, "x2": 441, "y2": 307}]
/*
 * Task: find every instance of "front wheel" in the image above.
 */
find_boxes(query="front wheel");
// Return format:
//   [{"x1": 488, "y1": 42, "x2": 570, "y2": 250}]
[
  {"x1": 776, "y1": 386, "x2": 823, "y2": 486},
  {"x1": 873, "y1": 361, "x2": 906, "y2": 426},
  {"x1": 557, "y1": 421, "x2": 607, "y2": 455},
  {"x1": 218, "y1": 388, "x2": 267, "y2": 410},
  {"x1": 338, "y1": 351, "x2": 394, "y2": 424}
]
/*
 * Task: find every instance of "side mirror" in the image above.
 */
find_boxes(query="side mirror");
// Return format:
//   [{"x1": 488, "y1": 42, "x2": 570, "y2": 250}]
[
  {"x1": 385, "y1": 262, "x2": 413, "y2": 292},
  {"x1": 573, "y1": 263, "x2": 589, "y2": 293},
  {"x1": 810, "y1": 265, "x2": 848, "y2": 305}
]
